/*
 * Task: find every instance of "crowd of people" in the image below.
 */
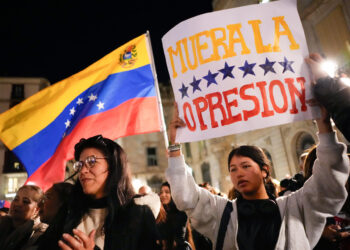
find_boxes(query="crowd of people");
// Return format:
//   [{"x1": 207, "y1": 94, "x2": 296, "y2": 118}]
[{"x1": 0, "y1": 53, "x2": 349, "y2": 250}]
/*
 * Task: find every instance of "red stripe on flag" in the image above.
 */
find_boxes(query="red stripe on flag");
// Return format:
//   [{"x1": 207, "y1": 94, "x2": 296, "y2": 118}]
[{"x1": 25, "y1": 96, "x2": 161, "y2": 190}]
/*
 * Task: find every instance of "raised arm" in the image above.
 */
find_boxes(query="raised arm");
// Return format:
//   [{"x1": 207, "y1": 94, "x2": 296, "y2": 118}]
[
  {"x1": 289, "y1": 54, "x2": 350, "y2": 247},
  {"x1": 165, "y1": 103, "x2": 229, "y2": 244}
]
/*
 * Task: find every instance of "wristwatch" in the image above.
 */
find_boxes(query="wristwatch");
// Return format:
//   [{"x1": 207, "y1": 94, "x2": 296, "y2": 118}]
[{"x1": 168, "y1": 143, "x2": 181, "y2": 152}]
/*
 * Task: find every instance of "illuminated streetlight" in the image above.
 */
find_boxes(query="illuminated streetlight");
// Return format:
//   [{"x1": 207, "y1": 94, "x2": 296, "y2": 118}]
[{"x1": 321, "y1": 60, "x2": 337, "y2": 77}]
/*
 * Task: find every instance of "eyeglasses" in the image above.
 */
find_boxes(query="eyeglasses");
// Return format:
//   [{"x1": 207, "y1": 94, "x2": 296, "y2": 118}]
[{"x1": 73, "y1": 155, "x2": 108, "y2": 172}]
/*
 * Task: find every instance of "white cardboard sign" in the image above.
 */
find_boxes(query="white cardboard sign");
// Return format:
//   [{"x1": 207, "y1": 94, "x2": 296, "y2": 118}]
[{"x1": 162, "y1": 0, "x2": 317, "y2": 142}]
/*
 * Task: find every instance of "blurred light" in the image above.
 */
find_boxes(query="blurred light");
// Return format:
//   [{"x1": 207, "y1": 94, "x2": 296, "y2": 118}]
[
  {"x1": 132, "y1": 178, "x2": 143, "y2": 192},
  {"x1": 321, "y1": 60, "x2": 337, "y2": 77},
  {"x1": 5, "y1": 193, "x2": 16, "y2": 198},
  {"x1": 340, "y1": 77, "x2": 350, "y2": 87},
  {"x1": 260, "y1": 0, "x2": 270, "y2": 3},
  {"x1": 26, "y1": 181, "x2": 36, "y2": 186}
]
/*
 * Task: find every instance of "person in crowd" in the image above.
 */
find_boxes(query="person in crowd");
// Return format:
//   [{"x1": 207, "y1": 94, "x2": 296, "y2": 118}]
[
  {"x1": 58, "y1": 135, "x2": 159, "y2": 250},
  {"x1": 165, "y1": 53, "x2": 349, "y2": 249},
  {"x1": 190, "y1": 183, "x2": 214, "y2": 250},
  {"x1": 39, "y1": 182, "x2": 73, "y2": 225},
  {"x1": 0, "y1": 207, "x2": 9, "y2": 217},
  {"x1": 138, "y1": 185, "x2": 152, "y2": 195},
  {"x1": 0, "y1": 185, "x2": 47, "y2": 250},
  {"x1": 134, "y1": 185, "x2": 161, "y2": 221},
  {"x1": 158, "y1": 181, "x2": 195, "y2": 250},
  {"x1": 304, "y1": 146, "x2": 350, "y2": 249},
  {"x1": 35, "y1": 182, "x2": 73, "y2": 250},
  {"x1": 306, "y1": 53, "x2": 350, "y2": 142}
]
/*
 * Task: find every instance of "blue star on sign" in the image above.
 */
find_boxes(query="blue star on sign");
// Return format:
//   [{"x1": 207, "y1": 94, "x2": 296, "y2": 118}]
[
  {"x1": 239, "y1": 60, "x2": 256, "y2": 77},
  {"x1": 218, "y1": 62, "x2": 235, "y2": 80},
  {"x1": 279, "y1": 57, "x2": 295, "y2": 73},
  {"x1": 179, "y1": 83, "x2": 189, "y2": 99},
  {"x1": 203, "y1": 70, "x2": 219, "y2": 87},
  {"x1": 259, "y1": 58, "x2": 276, "y2": 76},
  {"x1": 190, "y1": 76, "x2": 202, "y2": 93}
]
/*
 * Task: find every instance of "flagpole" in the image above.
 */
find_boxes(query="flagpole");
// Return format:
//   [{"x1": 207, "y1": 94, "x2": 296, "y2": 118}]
[{"x1": 145, "y1": 31, "x2": 169, "y2": 147}]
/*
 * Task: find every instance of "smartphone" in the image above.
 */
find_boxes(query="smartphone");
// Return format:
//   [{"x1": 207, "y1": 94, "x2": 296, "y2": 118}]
[{"x1": 338, "y1": 225, "x2": 350, "y2": 232}]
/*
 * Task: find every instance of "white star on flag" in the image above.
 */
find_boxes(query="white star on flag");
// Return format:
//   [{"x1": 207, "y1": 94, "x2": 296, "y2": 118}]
[
  {"x1": 97, "y1": 101, "x2": 105, "y2": 110},
  {"x1": 88, "y1": 93, "x2": 97, "y2": 102},
  {"x1": 65, "y1": 120, "x2": 71, "y2": 128},
  {"x1": 69, "y1": 107, "x2": 76, "y2": 115},
  {"x1": 76, "y1": 98, "x2": 84, "y2": 105}
]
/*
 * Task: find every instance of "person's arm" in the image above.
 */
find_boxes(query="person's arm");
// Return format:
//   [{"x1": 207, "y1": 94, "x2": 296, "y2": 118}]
[
  {"x1": 292, "y1": 55, "x2": 350, "y2": 247},
  {"x1": 58, "y1": 229, "x2": 96, "y2": 250},
  {"x1": 165, "y1": 103, "x2": 229, "y2": 245},
  {"x1": 306, "y1": 53, "x2": 350, "y2": 141}
]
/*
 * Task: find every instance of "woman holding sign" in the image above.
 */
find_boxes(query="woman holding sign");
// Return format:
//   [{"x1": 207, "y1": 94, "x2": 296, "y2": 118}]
[{"x1": 165, "y1": 56, "x2": 349, "y2": 250}]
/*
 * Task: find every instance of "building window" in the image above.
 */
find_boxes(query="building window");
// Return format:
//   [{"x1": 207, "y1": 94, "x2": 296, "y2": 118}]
[
  {"x1": 8, "y1": 177, "x2": 18, "y2": 193},
  {"x1": 296, "y1": 132, "x2": 315, "y2": 158},
  {"x1": 10, "y1": 84, "x2": 25, "y2": 107},
  {"x1": 201, "y1": 162, "x2": 212, "y2": 184},
  {"x1": 3, "y1": 148, "x2": 25, "y2": 173},
  {"x1": 147, "y1": 147, "x2": 157, "y2": 166}
]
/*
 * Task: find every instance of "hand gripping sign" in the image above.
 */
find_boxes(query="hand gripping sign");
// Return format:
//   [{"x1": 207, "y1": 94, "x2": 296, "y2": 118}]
[{"x1": 162, "y1": 0, "x2": 318, "y2": 143}]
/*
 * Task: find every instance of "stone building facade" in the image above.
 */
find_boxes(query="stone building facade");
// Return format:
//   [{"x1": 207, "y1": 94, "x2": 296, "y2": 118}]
[
  {"x1": 0, "y1": 77, "x2": 50, "y2": 200},
  {"x1": 1, "y1": 0, "x2": 349, "y2": 198},
  {"x1": 125, "y1": 0, "x2": 350, "y2": 195}
]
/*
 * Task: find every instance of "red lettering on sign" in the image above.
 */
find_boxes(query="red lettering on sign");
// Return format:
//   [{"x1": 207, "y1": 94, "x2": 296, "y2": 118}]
[
  {"x1": 223, "y1": 88, "x2": 242, "y2": 124},
  {"x1": 269, "y1": 80, "x2": 288, "y2": 113},
  {"x1": 192, "y1": 97, "x2": 208, "y2": 130},
  {"x1": 240, "y1": 83, "x2": 260, "y2": 121},
  {"x1": 183, "y1": 102, "x2": 196, "y2": 131},
  {"x1": 205, "y1": 92, "x2": 230, "y2": 128},
  {"x1": 285, "y1": 77, "x2": 307, "y2": 114},
  {"x1": 256, "y1": 81, "x2": 274, "y2": 117}
]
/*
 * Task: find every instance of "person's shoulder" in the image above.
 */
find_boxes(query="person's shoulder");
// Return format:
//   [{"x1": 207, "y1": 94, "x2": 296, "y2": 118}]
[
  {"x1": 124, "y1": 196, "x2": 156, "y2": 217},
  {"x1": 0, "y1": 215, "x2": 12, "y2": 229}
]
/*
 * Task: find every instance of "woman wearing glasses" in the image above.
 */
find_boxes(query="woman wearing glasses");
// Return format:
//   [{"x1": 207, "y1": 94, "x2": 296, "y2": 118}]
[{"x1": 58, "y1": 135, "x2": 159, "y2": 250}]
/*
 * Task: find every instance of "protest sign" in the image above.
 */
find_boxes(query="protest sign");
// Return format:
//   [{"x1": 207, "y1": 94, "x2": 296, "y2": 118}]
[{"x1": 162, "y1": 0, "x2": 318, "y2": 143}]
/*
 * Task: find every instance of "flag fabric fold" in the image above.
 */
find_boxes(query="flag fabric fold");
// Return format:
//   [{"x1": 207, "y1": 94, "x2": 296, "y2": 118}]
[{"x1": 0, "y1": 34, "x2": 163, "y2": 191}]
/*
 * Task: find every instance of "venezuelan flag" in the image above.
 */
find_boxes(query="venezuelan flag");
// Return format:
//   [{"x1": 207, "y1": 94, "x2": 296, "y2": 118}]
[{"x1": 0, "y1": 34, "x2": 163, "y2": 190}]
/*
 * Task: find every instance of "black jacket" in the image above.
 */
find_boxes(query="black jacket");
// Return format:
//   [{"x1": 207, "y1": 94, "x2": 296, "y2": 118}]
[
  {"x1": 314, "y1": 76, "x2": 350, "y2": 141},
  {"x1": 37, "y1": 199, "x2": 160, "y2": 250}
]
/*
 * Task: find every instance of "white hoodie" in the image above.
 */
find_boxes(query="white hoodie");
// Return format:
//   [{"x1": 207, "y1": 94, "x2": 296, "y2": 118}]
[{"x1": 166, "y1": 132, "x2": 349, "y2": 250}]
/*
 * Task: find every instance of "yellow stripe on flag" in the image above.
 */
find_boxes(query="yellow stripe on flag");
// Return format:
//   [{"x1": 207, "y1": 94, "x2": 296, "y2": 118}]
[{"x1": 0, "y1": 34, "x2": 150, "y2": 150}]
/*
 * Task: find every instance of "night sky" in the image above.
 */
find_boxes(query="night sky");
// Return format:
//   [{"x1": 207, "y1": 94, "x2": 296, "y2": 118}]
[{"x1": 0, "y1": 0, "x2": 213, "y2": 84}]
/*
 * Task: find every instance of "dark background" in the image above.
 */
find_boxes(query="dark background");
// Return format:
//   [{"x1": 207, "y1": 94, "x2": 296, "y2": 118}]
[{"x1": 0, "y1": 0, "x2": 213, "y2": 84}]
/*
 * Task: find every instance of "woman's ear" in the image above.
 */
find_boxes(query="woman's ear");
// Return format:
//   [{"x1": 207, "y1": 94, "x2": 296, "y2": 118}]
[
  {"x1": 32, "y1": 205, "x2": 40, "y2": 219},
  {"x1": 262, "y1": 165, "x2": 269, "y2": 179}
]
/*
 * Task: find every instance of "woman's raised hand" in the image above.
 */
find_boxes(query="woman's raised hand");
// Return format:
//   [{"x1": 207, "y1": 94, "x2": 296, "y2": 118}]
[
  {"x1": 168, "y1": 102, "x2": 186, "y2": 157},
  {"x1": 305, "y1": 53, "x2": 328, "y2": 82},
  {"x1": 58, "y1": 229, "x2": 96, "y2": 250},
  {"x1": 169, "y1": 102, "x2": 186, "y2": 145}
]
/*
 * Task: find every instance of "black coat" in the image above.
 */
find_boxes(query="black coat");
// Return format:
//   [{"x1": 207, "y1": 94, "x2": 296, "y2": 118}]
[
  {"x1": 314, "y1": 77, "x2": 350, "y2": 141},
  {"x1": 103, "y1": 201, "x2": 160, "y2": 250},
  {"x1": 37, "y1": 199, "x2": 160, "y2": 250}
]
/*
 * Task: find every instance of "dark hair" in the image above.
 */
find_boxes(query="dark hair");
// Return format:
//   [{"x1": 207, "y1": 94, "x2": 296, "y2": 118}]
[
  {"x1": 65, "y1": 135, "x2": 135, "y2": 235},
  {"x1": 73, "y1": 135, "x2": 135, "y2": 205},
  {"x1": 161, "y1": 181, "x2": 170, "y2": 190},
  {"x1": 303, "y1": 145, "x2": 317, "y2": 181},
  {"x1": 0, "y1": 207, "x2": 9, "y2": 214},
  {"x1": 51, "y1": 182, "x2": 73, "y2": 205},
  {"x1": 227, "y1": 145, "x2": 271, "y2": 178},
  {"x1": 159, "y1": 182, "x2": 196, "y2": 250}
]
